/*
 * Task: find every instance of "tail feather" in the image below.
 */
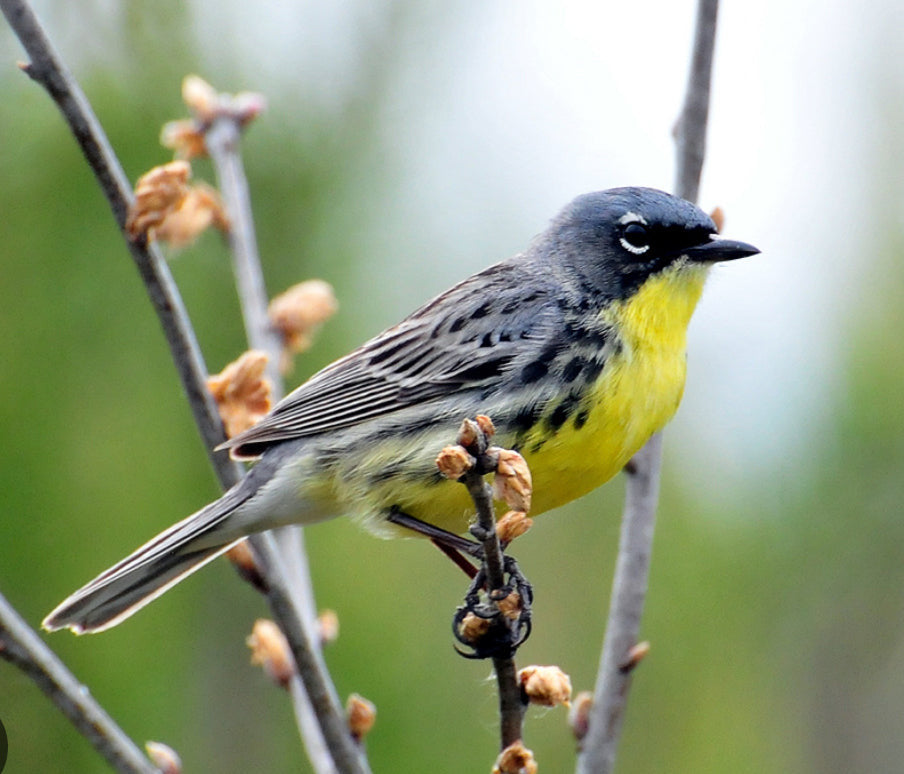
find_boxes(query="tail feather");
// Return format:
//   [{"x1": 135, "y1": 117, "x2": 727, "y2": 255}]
[{"x1": 43, "y1": 489, "x2": 249, "y2": 634}]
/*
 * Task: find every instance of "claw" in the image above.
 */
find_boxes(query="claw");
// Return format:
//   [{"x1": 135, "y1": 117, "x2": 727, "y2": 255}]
[{"x1": 452, "y1": 562, "x2": 533, "y2": 660}]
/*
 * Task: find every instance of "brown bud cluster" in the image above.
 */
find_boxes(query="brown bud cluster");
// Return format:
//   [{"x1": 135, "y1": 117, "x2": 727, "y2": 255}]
[
  {"x1": 207, "y1": 350, "x2": 272, "y2": 439},
  {"x1": 126, "y1": 161, "x2": 190, "y2": 239},
  {"x1": 620, "y1": 640, "x2": 651, "y2": 674},
  {"x1": 268, "y1": 279, "x2": 338, "y2": 372},
  {"x1": 495, "y1": 590, "x2": 524, "y2": 622},
  {"x1": 182, "y1": 74, "x2": 219, "y2": 122},
  {"x1": 492, "y1": 448, "x2": 532, "y2": 513},
  {"x1": 435, "y1": 445, "x2": 476, "y2": 480},
  {"x1": 225, "y1": 539, "x2": 266, "y2": 592},
  {"x1": 709, "y1": 205, "x2": 725, "y2": 234},
  {"x1": 492, "y1": 740, "x2": 538, "y2": 774},
  {"x1": 160, "y1": 119, "x2": 207, "y2": 160},
  {"x1": 346, "y1": 693, "x2": 377, "y2": 742},
  {"x1": 495, "y1": 511, "x2": 533, "y2": 545},
  {"x1": 456, "y1": 417, "x2": 480, "y2": 449},
  {"x1": 180, "y1": 75, "x2": 267, "y2": 129},
  {"x1": 247, "y1": 619, "x2": 295, "y2": 689},
  {"x1": 125, "y1": 161, "x2": 228, "y2": 247},
  {"x1": 456, "y1": 610, "x2": 492, "y2": 644},
  {"x1": 156, "y1": 182, "x2": 228, "y2": 248},
  {"x1": 475, "y1": 414, "x2": 496, "y2": 438},
  {"x1": 518, "y1": 665, "x2": 573, "y2": 708}
]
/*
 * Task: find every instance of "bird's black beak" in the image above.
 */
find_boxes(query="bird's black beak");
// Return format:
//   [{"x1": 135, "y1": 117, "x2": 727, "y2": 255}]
[{"x1": 683, "y1": 236, "x2": 760, "y2": 263}]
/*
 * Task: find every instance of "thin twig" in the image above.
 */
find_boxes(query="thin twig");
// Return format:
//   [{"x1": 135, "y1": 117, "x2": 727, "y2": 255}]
[
  {"x1": 203, "y1": 106, "x2": 367, "y2": 774},
  {"x1": 2, "y1": 3, "x2": 366, "y2": 772},
  {"x1": 673, "y1": 0, "x2": 720, "y2": 203},
  {"x1": 459, "y1": 429, "x2": 525, "y2": 751},
  {"x1": 204, "y1": 116, "x2": 284, "y2": 397},
  {"x1": 0, "y1": 592, "x2": 160, "y2": 774},
  {"x1": 250, "y1": 532, "x2": 369, "y2": 774},
  {"x1": 463, "y1": 474, "x2": 524, "y2": 749},
  {"x1": 575, "y1": 1, "x2": 721, "y2": 772}
]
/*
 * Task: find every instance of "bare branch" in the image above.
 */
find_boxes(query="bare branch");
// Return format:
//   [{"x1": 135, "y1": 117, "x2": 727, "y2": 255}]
[
  {"x1": 0, "y1": 592, "x2": 159, "y2": 774},
  {"x1": 200, "y1": 94, "x2": 369, "y2": 773},
  {"x1": 1, "y1": 3, "x2": 367, "y2": 772},
  {"x1": 0, "y1": 0, "x2": 237, "y2": 485},
  {"x1": 575, "y1": 1, "x2": 721, "y2": 772},
  {"x1": 674, "y1": 0, "x2": 720, "y2": 201},
  {"x1": 249, "y1": 532, "x2": 370, "y2": 774},
  {"x1": 204, "y1": 115, "x2": 284, "y2": 397},
  {"x1": 454, "y1": 420, "x2": 527, "y2": 752}
]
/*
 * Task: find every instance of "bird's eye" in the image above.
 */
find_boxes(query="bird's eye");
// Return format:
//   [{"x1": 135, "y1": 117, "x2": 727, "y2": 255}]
[{"x1": 619, "y1": 223, "x2": 650, "y2": 255}]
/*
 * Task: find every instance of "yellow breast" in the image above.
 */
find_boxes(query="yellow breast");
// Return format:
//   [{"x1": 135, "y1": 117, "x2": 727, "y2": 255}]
[{"x1": 524, "y1": 261, "x2": 709, "y2": 515}]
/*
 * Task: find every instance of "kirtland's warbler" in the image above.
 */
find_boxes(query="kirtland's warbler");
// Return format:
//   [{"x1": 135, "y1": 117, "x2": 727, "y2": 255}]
[{"x1": 45, "y1": 186, "x2": 758, "y2": 633}]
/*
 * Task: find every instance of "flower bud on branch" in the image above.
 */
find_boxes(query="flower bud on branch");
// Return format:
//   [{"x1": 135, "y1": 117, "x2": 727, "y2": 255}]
[
  {"x1": 518, "y1": 665, "x2": 573, "y2": 708},
  {"x1": 492, "y1": 740, "x2": 537, "y2": 774},
  {"x1": 206, "y1": 350, "x2": 272, "y2": 439},
  {"x1": 346, "y1": 693, "x2": 376, "y2": 742},
  {"x1": 247, "y1": 619, "x2": 296, "y2": 689},
  {"x1": 145, "y1": 741, "x2": 182, "y2": 774}
]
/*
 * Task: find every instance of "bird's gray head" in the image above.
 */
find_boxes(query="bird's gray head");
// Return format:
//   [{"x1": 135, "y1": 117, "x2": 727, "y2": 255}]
[{"x1": 536, "y1": 187, "x2": 758, "y2": 301}]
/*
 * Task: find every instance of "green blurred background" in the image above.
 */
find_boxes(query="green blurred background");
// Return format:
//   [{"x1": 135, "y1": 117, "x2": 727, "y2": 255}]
[{"x1": 2, "y1": 0, "x2": 903, "y2": 772}]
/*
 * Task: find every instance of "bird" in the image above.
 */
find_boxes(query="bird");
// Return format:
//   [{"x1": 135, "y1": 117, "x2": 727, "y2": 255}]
[{"x1": 43, "y1": 186, "x2": 758, "y2": 634}]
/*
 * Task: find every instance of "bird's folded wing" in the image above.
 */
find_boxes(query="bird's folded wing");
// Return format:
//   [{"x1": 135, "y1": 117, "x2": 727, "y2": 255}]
[{"x1": 221, "y1": 262, "x2": 561, "y2": 456}]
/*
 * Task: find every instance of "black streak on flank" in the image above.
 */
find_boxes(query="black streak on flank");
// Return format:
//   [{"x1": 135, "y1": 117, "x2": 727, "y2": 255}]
[
  {"x1": 511, "y1": 401, "x2": 544, "y2": 434},
  {"x1": 581, "y1": 357, "x2": 605, "y2": 384},
  {"x1": 546, "y1": 392, "x2": 582, "y2": 432},
  {"x1": 520, "y1": 343, "x2": 561, "y2": 384},
  {"x1": 561, "y1": 357, "x2": 586, "y2": 383},
  {"x1": 520, "y1": 360, "x2": 548, "y2": 384}
]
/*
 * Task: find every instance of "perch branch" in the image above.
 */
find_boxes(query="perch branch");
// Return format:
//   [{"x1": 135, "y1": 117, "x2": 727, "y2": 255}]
[
  {"x1": 451, "y1": 421, "x2": 527, "y2": 752},
  {"x1": 461, "y1": 471, "x2": 525, "y2": 750},
  {"x1": 575, "y1": 1, "x2": 721, "y2": 772},
  {"x1": 204, "y1": 115, "x2": 284, "y2": 396}
]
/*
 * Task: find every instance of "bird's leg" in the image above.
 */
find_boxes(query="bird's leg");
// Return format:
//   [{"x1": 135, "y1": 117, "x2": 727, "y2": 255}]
[{"x1": 387, "y1": 508, "x2": 482, "y2": 578}]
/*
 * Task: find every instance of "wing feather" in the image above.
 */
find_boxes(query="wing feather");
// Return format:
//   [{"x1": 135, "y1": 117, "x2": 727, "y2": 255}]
[{"x1": 223, "y1": 259, "x2": 561, "y2": 456}]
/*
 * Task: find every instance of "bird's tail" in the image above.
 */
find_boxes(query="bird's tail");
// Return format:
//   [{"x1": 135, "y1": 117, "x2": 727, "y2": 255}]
[{"x1": 43, "y1": 487, "x2": 251, "y2": 634}]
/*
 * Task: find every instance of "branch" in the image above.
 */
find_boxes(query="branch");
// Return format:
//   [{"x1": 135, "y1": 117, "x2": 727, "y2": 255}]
[
  {"x1": 250, "y1": 532, "x2": 370, "y2": 774},
  {"x1": 460, "y1": 472, "x2": 525, "y2": 751},
  {"x1": 575, "y1": 1, "x2": 721, "y2": 772},
  {"x1": 201, "y1": 97, "x2": 369, "y2": 774},
  {"x1": 0, "y1": 0, "x2": 238, "y2": 487},
  {"x1": 204, "y1": 114, "x2": 284, "y2": 397},
  {"x1": 448, "y1": 419, "x2": 528, "y2": 752},
  {"x1": 673, "y1": 0, "x2": 720, "y2": 202},
  {"x1": 2, "y1": 3, "x2": 367, "y2": 772},
  {"x1": 0, "y1": 592, "x2": 159, "y2": 774}
]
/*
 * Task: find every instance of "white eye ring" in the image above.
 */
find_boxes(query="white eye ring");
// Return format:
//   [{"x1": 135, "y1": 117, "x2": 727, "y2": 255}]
[
  {"x1": 619, "y1": 236, "x2": 650, "y2": 255},
  {"x1": 619, "y1": 219, "x2": 651, "y2": 255}
]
